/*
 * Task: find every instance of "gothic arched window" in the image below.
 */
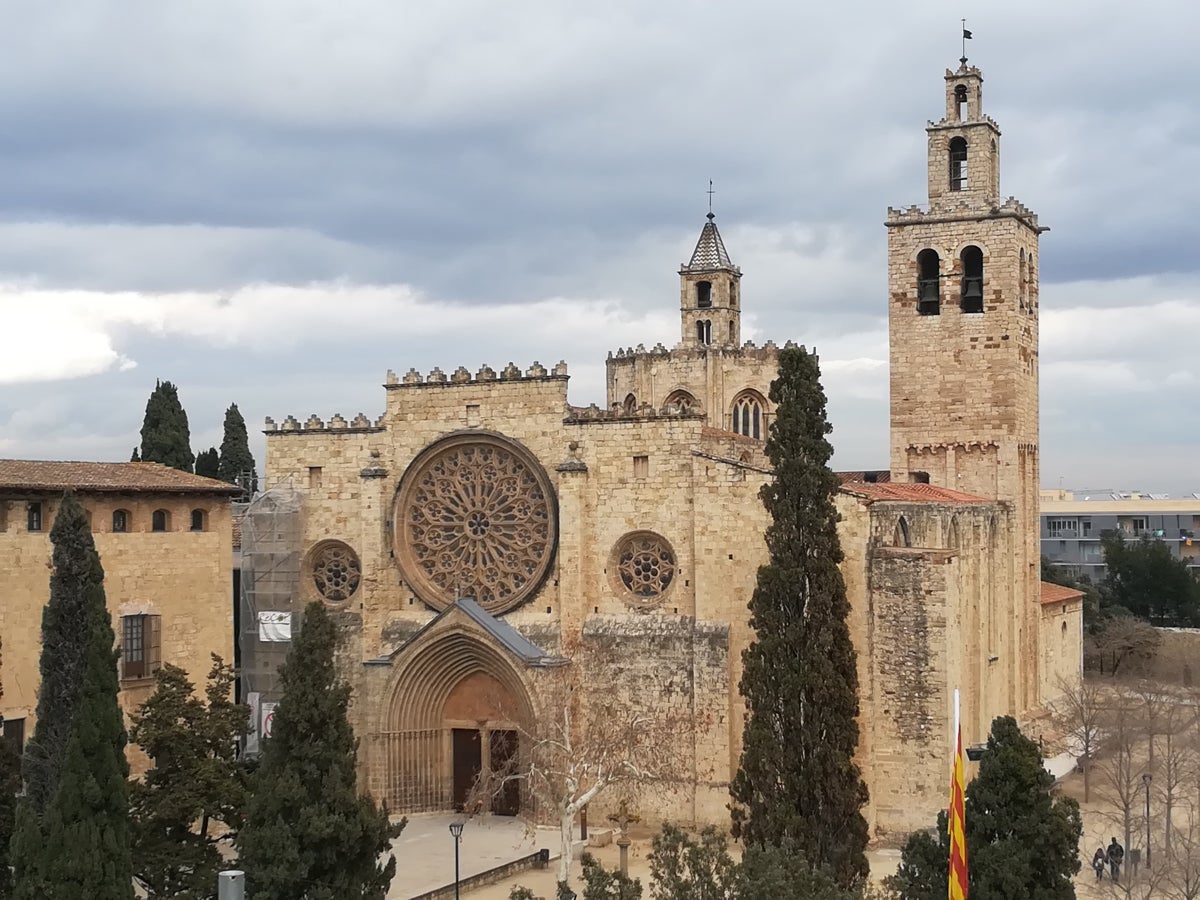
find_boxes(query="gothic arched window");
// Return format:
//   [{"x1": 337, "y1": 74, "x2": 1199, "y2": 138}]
[
  {"x1": 893, "y1": 516, "x2": 912, "y2": 548},
  {"x1": 622, "y1": 393, "x2": 637, "y2": 415},
  {"x1": 917, "y1": 249, "x2": 941, "y2": 315},
  {"x1": 731, "y1": 391, "x2": 765, "y2": 440},
  {"x1": 663, "y1": 390, "x2": 698, "y2": 415},
  {"x1": 949, "y1": 137, "x2": 968, "y2": 191},
  {"x1": 960, "y1": 245, "x2": 984, "y2": 313}
]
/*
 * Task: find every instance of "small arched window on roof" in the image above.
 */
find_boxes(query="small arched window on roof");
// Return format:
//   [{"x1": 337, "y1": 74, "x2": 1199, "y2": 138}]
[
  {"x1": 917, "y1": 249, "x2": 941, "y2": 315},
  {"x1": 960, "y1": 245, "x2": 984, "y2": 313},
  {"x1": 954, "y1": 84, "x2": 968, "y2": 121},
  {"x1": 663, "y1": 389, "x2": 698, "y2": 415},
  {"x1": 152, "y1": 509, "x2": 170, "y2": 533},
  {"x1": 696, "y1": 280, "x2": 712, "y2": 308},
  {"x1": 731, "y1": 391, "x2": 765, "y2": 440},
  {"x1": 949, "y1": 137, "x2": 968, "y2": 192}
]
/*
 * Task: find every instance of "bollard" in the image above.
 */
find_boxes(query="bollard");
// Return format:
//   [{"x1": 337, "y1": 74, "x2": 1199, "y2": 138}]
[{"x1": 218, "y1": 870, "x2": 246, "y2": 900}]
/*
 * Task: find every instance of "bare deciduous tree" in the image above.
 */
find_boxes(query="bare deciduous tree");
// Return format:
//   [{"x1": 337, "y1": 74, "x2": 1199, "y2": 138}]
[
  {"x1": 1055, "y1": 674, "x2": 1108, "y2": 803},
  {"x1": 472, "y1": 639, "x2": 694, "y2": 886}
]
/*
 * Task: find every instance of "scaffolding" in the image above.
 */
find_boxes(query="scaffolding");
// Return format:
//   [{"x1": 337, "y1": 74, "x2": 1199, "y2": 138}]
[{"x1": 237, "y1": 484, "x2": 303, "y2": 754}]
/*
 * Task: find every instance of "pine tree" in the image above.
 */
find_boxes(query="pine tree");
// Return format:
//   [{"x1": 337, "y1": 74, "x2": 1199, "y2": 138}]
[
  {"x1": 238, "y1": 602, "x2": 402, "y2": 900},
  {"x1": 729, "y1": 346, "x2": 869, "y2": 886},
  {"x1": 129, "y1": 657, "x2": 249, "y2": 899},
  {"x1": 194, "y1": 447, "x2": 220, "y2": 480},
  {"x1": 138, "y1": 380, "x2": 194, "y2": 472},
  {"x1": 12, "y1": 492, "x2": 133, "y2": 900},
  {"x1": 888, "y1": 716, "x2": 1082, "y2": 900},
  {"x1": 217, "y1": 403, "x2": 258, "y2": 494}
]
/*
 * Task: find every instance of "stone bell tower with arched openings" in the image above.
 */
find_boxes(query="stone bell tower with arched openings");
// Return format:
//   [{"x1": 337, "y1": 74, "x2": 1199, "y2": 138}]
[
  {"x1": 886, "y1": 61, "x2": 1047, "y2": 714},
  {"x1": 680, "y1": 212, "x2": 742, "y2": 350}
]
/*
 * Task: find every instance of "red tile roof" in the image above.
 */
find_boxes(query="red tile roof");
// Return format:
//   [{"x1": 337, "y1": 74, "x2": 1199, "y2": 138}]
[
  {"x1": 0, "y1": 460, "x2": 242, "y2": 495},
  {"x1": 836, "y1": 470, "x2": 892, "y2": 484},
  {"x1": 838, "y1": 481, "x2": 991, "y2": 504},
  {"x1": 1040, "y1": 581, "x2": 1084, "y2": 605}
]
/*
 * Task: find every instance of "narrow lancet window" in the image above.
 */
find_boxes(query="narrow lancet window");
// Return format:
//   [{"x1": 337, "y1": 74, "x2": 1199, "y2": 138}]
[
  {"x1": 960, "y1": 245, "x2": 984, "y2": 313},
  {"x1": 949, "y1": 137, "x2": 968, "y2": 191},
  {"x1": 696, "y1": 319, "x2": 712, "y2": 345},
  {"x1": 954, "y1": 84, "x2": 968, "y2": 121},
  {"x1": 696, "y1": 280, "x2": 712, "y2": 308},
  {"x1": 917, "y1": 249, "x2": 941, "y2": 315}
]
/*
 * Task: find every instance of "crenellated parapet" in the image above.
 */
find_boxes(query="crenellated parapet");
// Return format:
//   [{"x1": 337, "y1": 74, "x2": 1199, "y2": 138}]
[
  {"x1": 383, "y1": 360, "x2": 568, "y2": 390},
  {"x1": 887, "y1": 196, "x2": 1042, "y2": 232},
  {"x1": 264, "y1": 412, "x2": 385, "y2": 435},
  {"x1": 607, "y1": 339, "x2": 797, "y2": 366},
  {"x1": 564, "y1": 402, "x2": 706, "y2": 425}
]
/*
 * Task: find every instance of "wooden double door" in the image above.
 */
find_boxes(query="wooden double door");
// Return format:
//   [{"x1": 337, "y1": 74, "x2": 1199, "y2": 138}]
[{"x1": 451, "y1": 727, "x2": 520, "y2": 816}]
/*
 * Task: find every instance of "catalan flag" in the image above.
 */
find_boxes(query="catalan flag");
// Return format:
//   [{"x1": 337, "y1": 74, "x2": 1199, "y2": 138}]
[{"x1": 949, "y1": 722, "x2": 969, "y2": 900}]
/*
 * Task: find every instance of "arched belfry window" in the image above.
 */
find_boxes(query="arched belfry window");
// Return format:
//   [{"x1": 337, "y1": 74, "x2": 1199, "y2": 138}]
[
  {"x1": 696, "y1": 319, "x2": 712, "y2": 345},
  {"x1": 954, "y1": 84, "x2": 968, "y2": 121},
  {"x1": 949, "y1": 137, "x2": 968, "y2": 191},
  {"x1": 696, "y1": 281, "x2": 712, "y2": 308},
  {"x1": 622, "y1": 393, "x2": 637, "y2": 415},
  {"x1": 731, "y1": 391, "x2": 765, "y2": 440},
  {"x1": 917, "y1": 249, "x2": 941, "y2": 315},
  {"x1": 960, "y1": 245, "x2": 984, "y2": 313}
]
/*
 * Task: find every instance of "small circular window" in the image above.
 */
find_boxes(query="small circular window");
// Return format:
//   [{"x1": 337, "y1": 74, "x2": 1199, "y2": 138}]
[
  {"x1": 610, "y1": 531, "x2": 676, "y2": 604},
  {"x1": 310, "y1": 541, "x2": 361, "y2": 603}
]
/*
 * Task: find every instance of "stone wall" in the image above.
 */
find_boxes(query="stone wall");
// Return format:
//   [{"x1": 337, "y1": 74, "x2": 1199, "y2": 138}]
[{"x1": 0, "y1": 492, "x2": 234, "y2": 773}]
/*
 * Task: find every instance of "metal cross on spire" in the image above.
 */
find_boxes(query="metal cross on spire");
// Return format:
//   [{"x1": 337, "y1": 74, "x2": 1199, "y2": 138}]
[{"x1": 960, "y1": 19, "x2": 973, "y2": 66}]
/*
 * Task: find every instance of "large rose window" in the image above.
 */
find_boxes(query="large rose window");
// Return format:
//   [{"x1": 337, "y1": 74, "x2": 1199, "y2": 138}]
[{"x1": 394, "y1": 433, "x2": 557, "y2": 614}]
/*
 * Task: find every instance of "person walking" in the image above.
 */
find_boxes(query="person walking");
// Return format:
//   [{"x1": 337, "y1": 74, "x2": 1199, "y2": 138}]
[
  {"x1": 1108, "y1": 837, "x2": 1125, "y2": 882},
  {"x1": 1092, "y1": 846, "x2": 1107, "y2": 881}
]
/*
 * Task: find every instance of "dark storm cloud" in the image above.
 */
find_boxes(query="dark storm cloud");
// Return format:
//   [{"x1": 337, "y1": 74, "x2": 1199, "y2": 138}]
[{"x1": 0, "y1": 0, "x2": 1197, "y2": 491}]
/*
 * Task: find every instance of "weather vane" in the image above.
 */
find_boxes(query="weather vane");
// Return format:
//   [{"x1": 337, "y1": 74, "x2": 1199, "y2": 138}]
[
  {"x1": 961, "y1": 19, "x2": 972, "y2": 67},
  {"x1": 707, "y1": 180, "x2": 715, "y2": 219}
]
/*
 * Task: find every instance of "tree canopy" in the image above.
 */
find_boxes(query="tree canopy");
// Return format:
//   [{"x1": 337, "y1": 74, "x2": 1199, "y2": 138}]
[
  {"x1": 12, "y1": 492, "x2": 132, "y2": 900},
  {"x1": 217, "y1": 403, "x2": 257, "y2": 494},
  {"x1": 138, "y1": 380, "x2": 194, "y2": 473},
  {"x1": 238, "y1": 602, "x2": 402, "y2": 900},
  {"x1": 729, "y1": 346, "x2": 869, "y2": 887},
  {"x1": 889, "y1": 716, "x2": 1082, "y2": 900},
  {"x1": 1100, "y1": 531, "x2": 1200, "y2": 626}
]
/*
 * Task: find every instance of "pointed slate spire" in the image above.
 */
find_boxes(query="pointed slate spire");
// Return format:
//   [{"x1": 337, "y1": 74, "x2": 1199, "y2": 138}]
[{"x1": 683, "y1": 212, "x2": 735, "y2": 272}]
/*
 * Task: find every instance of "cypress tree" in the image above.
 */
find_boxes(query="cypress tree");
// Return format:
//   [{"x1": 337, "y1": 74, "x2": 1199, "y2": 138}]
[
  {"x1": 138, "y1": 380, "x2": 194, "y2": 472},
  {"x1": 217, "y1": 403, "x2": 258, "y2": 493},
  {"x1": 129, "y1": 447, "x2": 141, "y2": 463},
  {"x1": 238, "y1": 602, "x2": 402, "y2": 900},
  {"x1": 194, "y1": 447, "x2": 220, "y2": 479},
  {"x1": 12, "y1": 492, "x2": 133, "y2": 899},
  {"x1": 0, "y1": 639, "x2": 21, "y2": 899},
  {"x1": 729, "y1": 346, "x2": 869, "y2": 886},
  {"x1": 888, "y1": 716, "x2": 1082, "y2": 900}
]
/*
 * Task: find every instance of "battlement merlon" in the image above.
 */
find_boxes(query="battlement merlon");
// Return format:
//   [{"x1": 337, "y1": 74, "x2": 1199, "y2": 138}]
[
  {"x1": 264, "y1": 412, "x2": 385, "y2": 435},
  {"x1": 927, "y1": 115, "x2": 1000, "y2": 133},
  {"x1": 885, "y1": 197, "x2": 1048, "y2": 234},
  {"x1": 382, "y1": 360, "x2": 569, "y2": 389},
  {"x1": 605, "y1": 339, "x2": 800, "y2": 365}
]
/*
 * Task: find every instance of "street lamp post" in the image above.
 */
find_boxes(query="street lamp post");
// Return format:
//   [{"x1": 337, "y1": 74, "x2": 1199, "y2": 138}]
[
  {"x1": 1143, "y1": 773, "x2": 1153, "y2": 870},
  {"x1": 449, "y1": 820, "x2": 466, "y2": 900}
]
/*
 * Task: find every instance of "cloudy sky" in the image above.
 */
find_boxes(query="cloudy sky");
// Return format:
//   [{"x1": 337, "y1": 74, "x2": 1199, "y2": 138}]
[{"x1": 1, "y1": 1, "x2": 1197, "y2": 494}]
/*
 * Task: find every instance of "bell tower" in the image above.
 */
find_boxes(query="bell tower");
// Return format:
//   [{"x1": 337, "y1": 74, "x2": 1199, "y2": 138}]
[
  {"x1": 886, "y1": 62, "x2": 1046, "y2": 713},
  {"x1": 679, "y1": 213, "x2": 741, "y2": 349}
]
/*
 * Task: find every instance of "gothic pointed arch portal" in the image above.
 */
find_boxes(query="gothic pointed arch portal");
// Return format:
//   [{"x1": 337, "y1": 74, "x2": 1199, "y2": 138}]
[{"x1": 378, "y1": 627, "x2": 536, "y2": 816}]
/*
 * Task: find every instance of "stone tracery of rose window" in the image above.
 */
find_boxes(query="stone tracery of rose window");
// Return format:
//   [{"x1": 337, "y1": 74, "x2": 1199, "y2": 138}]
[
  {"x1": 394, "y1": 434, "x2": 557, "y2": 614},
  {"x1": 611, "y1": 531, "x2": 676, "y2": 604},
  {"x1": 312, "y1": 541, "x2": 362, "y2": 602}
]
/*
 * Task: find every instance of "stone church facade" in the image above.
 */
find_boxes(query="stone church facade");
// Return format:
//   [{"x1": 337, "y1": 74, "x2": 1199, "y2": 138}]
[{"x1": 256, "y1": 63, "x2": 1082, "y2": 838}]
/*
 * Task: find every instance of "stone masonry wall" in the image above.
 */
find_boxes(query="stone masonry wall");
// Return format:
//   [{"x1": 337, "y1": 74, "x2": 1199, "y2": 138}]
[{"x1": 0, "y1": 493, "x2": 234, "y2": 774}]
